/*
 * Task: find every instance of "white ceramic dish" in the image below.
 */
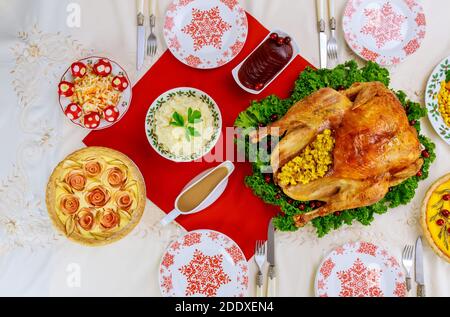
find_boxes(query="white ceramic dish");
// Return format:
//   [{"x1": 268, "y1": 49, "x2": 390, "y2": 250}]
[
  {"x1": 159, "y1": 229, "x2": 248, "y2": 297},
  {"x1": 425, "y1": 55, "x2": 450, "y2": 146},
  {"x1": 160, "y1": 161, "x2": 235, "y2": 226},
  {"x1": 145, "y1": 87, "x2": 222, "y2": 162},
  {"x1": 342, "y1": 0, "x2": 426, "y2": 66},
  {"x1": 315, "y1": 242, "x2": 406, "y2": 297},
  {"x1": 232, "y1": 29, "x2": 300, "y2": 95},
  {"x1": 163, "y1": 0, "x2": 248, "y2": 69}
]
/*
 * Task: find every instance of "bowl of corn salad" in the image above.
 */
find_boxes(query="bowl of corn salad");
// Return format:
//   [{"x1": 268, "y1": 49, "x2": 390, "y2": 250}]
[
  {"x1": 426, "y1": 56, "x2": 450, "y2": 146},
  {"x1": 438, "y1": 80, "x2": 450, "y2": 127}
]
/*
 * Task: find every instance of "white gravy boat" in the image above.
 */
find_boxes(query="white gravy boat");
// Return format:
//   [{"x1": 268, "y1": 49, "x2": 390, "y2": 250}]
[{"x1": 160, "y1": 161, "x2": 235, "y2": 226}]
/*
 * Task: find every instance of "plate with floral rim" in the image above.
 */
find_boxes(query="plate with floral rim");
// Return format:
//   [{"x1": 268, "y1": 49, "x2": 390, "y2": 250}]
[
  {"x1": 425, "y1": 55, "x2": 450, "y2": 146},
  {"x1": 159, "y1": 230, "x2": 249, "y2": 297},
  {"x1": 145, "y1": 87, "x2": 222, "y2": 163},
  {"x1": 315, "y1": 242, "x2": 406, "y2": 297},
  {"x1": 163, "y1": 0, "x2": 248, "y2": 69}
]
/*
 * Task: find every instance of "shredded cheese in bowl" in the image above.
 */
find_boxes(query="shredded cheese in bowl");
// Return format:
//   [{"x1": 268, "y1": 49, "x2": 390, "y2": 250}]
[{"x1": 70, "y1": 65, "x2": 121, "y2": 114}]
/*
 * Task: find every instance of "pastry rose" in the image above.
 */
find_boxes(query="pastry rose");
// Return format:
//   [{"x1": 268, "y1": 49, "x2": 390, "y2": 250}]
[
  {"x1": 77, "y1": 208, "x2": 95, "y2": 231},
  {"x1": 84, "y1": 160, "x2": 102, "y2": 178},
  {"x1": 60, "y1": 194, "x2": 80, "y2": 215},
  {"x1": 99, "y1": 209, "x2": 120, "y2": 230},
  {"x1": 65, "y1": 170, "x2": 86, "y2": 191},
  {"x1": 107, "y1": 167, "x2": 126, "y2": 188},
  {"x1": 86, "y1": 186, "x2": 110, "y2": 207},
  {"x1": 115, "y1": 191, "x2": 133, "y2": 211}
]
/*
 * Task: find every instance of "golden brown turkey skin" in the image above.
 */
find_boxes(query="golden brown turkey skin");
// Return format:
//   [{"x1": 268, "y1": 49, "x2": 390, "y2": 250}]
[
  {"x1": 333, "y1": 82, "x2": 422, "y2": 181},
  {"x1": 250, "y1": 87, "x2": 354, "y2": 173},
  {"x1": 251, "y1": 87, "x2": 353, "y2": 143},
  {"x1": 253, "y1": 82, "x2": 423, "y2": 227}
]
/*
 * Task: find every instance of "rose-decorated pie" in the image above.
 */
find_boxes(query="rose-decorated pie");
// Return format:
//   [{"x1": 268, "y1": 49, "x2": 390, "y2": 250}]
[
  {"x1": 46, "y1": 147, "x2": 146, "y2": 246},
  {"x1": 421, "y1": 173, "x2": 450, "y2": 263}
]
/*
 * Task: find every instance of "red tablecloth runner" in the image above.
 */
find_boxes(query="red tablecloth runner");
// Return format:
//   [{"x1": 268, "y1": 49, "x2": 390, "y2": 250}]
[{"x1": 84, "y1": 13, "x2": 312, "y2": 260}]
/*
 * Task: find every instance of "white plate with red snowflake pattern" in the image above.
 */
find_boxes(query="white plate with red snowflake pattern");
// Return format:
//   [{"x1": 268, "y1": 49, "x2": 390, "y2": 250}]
[
  {"x1": 58, "y1": 56, "x2": 132, "y2": 130},
  {"x1": 159, "y1": 230, "x2": 248, "y2": 297},
  {"x1": 315, "y1": 242, "x2": 407, "y2": 297},
  {"x1": 343, "y1": 0, "x2": 426, "y2": 66},
  {"x1": 163, "y1": 0, "x2": 248, "y2": 69}
]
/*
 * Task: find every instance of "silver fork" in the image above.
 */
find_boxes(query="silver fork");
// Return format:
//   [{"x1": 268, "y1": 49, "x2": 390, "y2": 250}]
[
  {"x1": 327, "y1": 0, "x2": 338, "y2": 63},
  {"x1": 147, "y1": 14, "x2": 157, "y2": 57},
  {"x1": 402, "y1": 245, "x2": 414, "y2": 293},
  {"x1": 255, "y1": 240, "x2": 267, "y2": 297}
]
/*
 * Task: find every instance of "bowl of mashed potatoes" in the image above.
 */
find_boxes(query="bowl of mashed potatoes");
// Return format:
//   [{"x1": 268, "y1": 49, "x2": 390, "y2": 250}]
[{"x1": 145, "y1": 88, "x2": 222, "y2": 162}]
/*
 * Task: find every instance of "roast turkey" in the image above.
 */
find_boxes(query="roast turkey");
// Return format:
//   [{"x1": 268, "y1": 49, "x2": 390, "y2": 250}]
[{"x1": 251, "y1": 82, "x2": 423, "y2": 227}]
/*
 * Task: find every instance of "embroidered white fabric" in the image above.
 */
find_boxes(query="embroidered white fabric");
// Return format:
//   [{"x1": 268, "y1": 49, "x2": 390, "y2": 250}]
[{"x1": 0, "y1": 0, "x2": 448, "y2": 296}]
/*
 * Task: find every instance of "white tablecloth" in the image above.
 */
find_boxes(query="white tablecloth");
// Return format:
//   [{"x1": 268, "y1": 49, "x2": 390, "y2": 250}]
[{"x1": 0, "y1": 0, "x2": 449, "y2": 297}]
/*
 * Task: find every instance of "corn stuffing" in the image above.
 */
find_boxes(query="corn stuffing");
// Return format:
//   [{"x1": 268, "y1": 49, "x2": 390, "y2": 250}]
[
  {"x1": 278, "y1": 129, "x2": 335, "y2": 186},
  {"x1": 438, "y1": 81, "x2": 450, "y2": 127}
]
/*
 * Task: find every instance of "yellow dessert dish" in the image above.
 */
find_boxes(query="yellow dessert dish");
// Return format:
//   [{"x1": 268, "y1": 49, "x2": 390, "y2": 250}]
[
  {"x1": 421, "y1": 173, "x2": 450, "y2": 263},
  {"x1": 46, "y1": 147, "x2": 146, "y2": 246}
]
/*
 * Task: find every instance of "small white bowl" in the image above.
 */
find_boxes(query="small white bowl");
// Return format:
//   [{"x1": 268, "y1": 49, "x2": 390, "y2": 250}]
[{"x1": 232, "y1": 29, "x2": 300, "y2": 95}]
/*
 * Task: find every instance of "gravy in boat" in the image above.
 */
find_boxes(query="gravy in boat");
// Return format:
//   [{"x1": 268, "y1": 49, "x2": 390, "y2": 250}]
[{"x1": 177, "y1": 167, "x2": 229, "y2": 213}]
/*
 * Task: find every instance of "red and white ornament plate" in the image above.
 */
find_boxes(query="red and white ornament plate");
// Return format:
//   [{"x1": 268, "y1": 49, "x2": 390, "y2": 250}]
[
  {"x1": 159, "y1": 230, "x2": 248, "y2": 297},
  {"x1": 315, "y1": 242, "x2": 406, "y2": 297},
  {"x1": 343, "y1": 0, "x2": 426, "y2": 66},
  {"x1": 163, "y1": 0, "x2": 248, "y2": 69},
  {"x1": 58, "y1": 56, "x2": 132, "y2": 130}
]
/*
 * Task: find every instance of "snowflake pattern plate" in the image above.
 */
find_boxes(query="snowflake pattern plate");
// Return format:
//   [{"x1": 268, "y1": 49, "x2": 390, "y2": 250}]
[
  {"x1": 315, "y1": 242, "x2": 406, "y2": 297},
  {"x1": 343, "y1": 0, "x2": 426, "y2": 66},
  {"x1": 58, "y1": 56, "x2": 132, "y2": 130},
  {"x1": 159, "y1": 230, "x2": 248, "y2": 297},
  {"x1": 163, "y1": 0, "x2": 248, "y2": 69},
  {"x1": 425, "y1": 55, "x2": 450, "y2": 146}
]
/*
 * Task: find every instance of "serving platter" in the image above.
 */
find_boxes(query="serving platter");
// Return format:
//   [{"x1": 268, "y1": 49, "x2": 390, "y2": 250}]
[
  {"x1": 234, "y1": 61, "x2": 435, "y2": 234},
  {"x1": 343, "y1": 0, "x2": 426, "y2": 66},
  {"x1": 425, "y1": 55, "x2": 450, "y2": 146},
  {"x1": 163, "y1": 0, "x2": 248, "y2": 69}
]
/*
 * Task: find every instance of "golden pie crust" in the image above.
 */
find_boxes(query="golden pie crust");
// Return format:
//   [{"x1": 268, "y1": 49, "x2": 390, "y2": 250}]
[
  {"x1": 421, "y1": 173, "x2": 450, "y2": 263},
  {"x1": 46, "y1": 147, "x2": 146, "y2": 246}
]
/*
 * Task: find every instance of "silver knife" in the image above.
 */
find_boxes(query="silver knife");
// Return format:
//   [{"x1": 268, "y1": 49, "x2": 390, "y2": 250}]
[
  {"x1": 136, "y1": 2, "x2": 146, "y2": 71},
  {"x1": 266, "y1": 218, "x2": 276, "y2": 297},
  {"x1": 317, "y1": 0, "x2": 328, "y2": 68},
  {"x1": 415, "y1": 236, "x2": 426, "y2": 297}
]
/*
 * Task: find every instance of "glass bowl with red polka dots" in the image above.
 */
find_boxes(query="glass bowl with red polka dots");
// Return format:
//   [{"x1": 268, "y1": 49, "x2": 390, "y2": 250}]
[{"x1": 58, "y1": 56, "x2": 132, "y2": 130}]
